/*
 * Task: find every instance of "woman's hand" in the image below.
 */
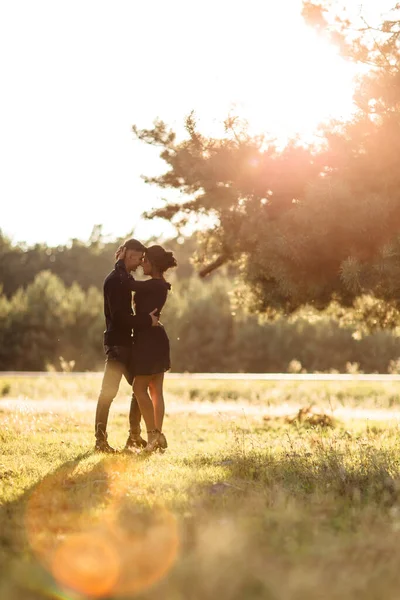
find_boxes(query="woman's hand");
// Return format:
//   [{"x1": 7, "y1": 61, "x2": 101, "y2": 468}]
[{"x1": 149, "y1": 309, "x2": 160, "y2": 327}]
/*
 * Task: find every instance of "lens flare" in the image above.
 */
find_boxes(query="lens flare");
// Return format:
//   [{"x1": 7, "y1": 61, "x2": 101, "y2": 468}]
[
  {"x1": 25, "y1": 457, "x2": 179, "y2": 598},
  {"x1": 52, "y1": 532, "x2": 120, "y2": 598},
  {"x1": 109, "y1": 501, "x2": 179, "y2": 597}
]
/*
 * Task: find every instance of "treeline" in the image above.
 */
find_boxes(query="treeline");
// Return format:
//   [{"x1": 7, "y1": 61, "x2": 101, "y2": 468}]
[
  {"x1": 1, "y1": 265, "x2": 400, "y2": 372},
  {"x1": 0, "y1": 227, "x2": 196, "y2": 297}
]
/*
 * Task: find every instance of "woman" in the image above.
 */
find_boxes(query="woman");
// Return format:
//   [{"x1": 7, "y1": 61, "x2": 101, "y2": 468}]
[{"x1": 116, "y1": 244, "x2": 177, "y2": 452}]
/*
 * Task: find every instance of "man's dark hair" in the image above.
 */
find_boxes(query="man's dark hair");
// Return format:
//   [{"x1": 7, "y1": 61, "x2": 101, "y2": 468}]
[{"x1": 123, "y1": 239, "x2": 146, "y2": 252}]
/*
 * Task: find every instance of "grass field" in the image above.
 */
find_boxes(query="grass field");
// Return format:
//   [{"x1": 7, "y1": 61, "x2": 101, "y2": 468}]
[{"x1": 2, "y1": 375, "x2": 400, "y2": 599}]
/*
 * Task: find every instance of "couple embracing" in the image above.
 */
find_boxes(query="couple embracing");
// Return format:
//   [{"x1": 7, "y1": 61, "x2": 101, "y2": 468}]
[{"x1": 94, "y1": 238, "x2": 177, "y2": 454}]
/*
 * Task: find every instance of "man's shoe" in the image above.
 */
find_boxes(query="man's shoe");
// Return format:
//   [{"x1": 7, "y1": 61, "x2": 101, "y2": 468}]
[
  {"x1": 95, "y1": 438, "x2": 116, "y2": 453},
  {"x1": 125, "y1": 432, "x2": 147, "y2": 451}
]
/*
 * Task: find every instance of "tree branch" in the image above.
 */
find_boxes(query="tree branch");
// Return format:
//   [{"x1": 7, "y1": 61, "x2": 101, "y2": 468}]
[{"x1": 198, "y1": 255, "x2": 229, "y2": 278}]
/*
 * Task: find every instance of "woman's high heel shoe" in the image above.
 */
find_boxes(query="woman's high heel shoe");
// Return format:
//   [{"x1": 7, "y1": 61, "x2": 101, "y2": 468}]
[
  {"x1": 146, "y1": 429, "x2": 168, "y2": 453},
  {"x1": 158, "y1": 432, "x2": 168, "y2": 450}
]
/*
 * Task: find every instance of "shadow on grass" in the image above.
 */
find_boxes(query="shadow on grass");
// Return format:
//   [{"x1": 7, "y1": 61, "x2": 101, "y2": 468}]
[
  {"x1": 0, "y1": 448, "x2": 177, "y2": 600},
  {"x1": 2, "y1": 437, "x2": 400, "y2": 600},
  {"x1": 0, "y1": 451, "x2": 95, "y2": 555},
  {"x1": 0, "y1": 447, "x2": 156, "y2": 558}
]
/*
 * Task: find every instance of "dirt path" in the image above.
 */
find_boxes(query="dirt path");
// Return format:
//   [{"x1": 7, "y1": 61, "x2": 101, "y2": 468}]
[{"x1": 2, "y1": 397, "x2": 400, "y2": 422}]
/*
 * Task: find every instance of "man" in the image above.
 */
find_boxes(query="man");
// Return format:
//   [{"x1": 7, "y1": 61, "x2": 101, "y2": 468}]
[{"x1": 95, "y1": 238, "x2": 159, "y2": 453}]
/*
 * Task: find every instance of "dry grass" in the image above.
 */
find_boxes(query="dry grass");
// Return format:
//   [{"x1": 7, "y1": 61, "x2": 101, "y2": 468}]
[{"x1": 2, "y1": 376, "x2": 400, "y2": 599}]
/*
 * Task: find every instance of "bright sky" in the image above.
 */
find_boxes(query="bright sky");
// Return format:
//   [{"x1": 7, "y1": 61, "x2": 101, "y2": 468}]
[{"x1": 0, "y1": 0, "x2": 394, "y2": 247}]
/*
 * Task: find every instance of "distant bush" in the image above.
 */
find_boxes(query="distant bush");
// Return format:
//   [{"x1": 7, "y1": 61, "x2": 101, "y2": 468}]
[
  {"x1": 0, "y1": 271, "x2": 103, "y2": 371},
  {"x1": 163, "y1": 275, "x2": 400, "y2": 374},
  {"x1": 1, "y1": 270, "x2": 400, "y2": 372}
]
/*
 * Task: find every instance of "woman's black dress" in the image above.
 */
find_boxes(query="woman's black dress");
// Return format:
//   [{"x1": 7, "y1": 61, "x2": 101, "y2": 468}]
[{"x1": 116, "y1": 262, "x2": 171, "y2": 376}]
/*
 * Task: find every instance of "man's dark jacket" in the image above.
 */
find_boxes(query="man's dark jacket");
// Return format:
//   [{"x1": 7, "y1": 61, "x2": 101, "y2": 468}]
[{"x1": 103, "y1": 262, "x2": 151, "y2": 347}]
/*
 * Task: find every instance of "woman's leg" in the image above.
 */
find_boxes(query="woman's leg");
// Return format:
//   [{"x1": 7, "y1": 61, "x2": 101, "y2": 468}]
[
  {"x1": 149, "y1": 373, "x2": 165, "y2": 431},
  {"x1": 133, "y1": 376, "x2": 155, "y2": 433}
]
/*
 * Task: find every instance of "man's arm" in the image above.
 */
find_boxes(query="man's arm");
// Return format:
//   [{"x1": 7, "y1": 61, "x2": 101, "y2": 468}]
[{"x1": 105, "y1": 278, "x2": 157, "y2": 331}]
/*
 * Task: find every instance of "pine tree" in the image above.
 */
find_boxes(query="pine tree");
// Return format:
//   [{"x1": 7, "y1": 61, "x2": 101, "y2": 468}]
[{"x1": 133, "y1": 3, "x2": 400, "y2": 314}]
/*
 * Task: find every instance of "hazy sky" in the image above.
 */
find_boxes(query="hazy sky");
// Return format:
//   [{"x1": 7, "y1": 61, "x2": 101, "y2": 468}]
[{"x1": 0, "y1": 0, "x2": 394, "y2": 246}]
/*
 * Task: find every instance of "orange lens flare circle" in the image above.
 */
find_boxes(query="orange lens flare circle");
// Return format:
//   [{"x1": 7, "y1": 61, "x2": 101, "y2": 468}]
[
  {"x1": 25, "y1": 458, "x2": 179, "y2": 598},
  {"x1": 52, "y1": 532, "x2": 120, "y2": 598},
  {"x1": 109, "y1": 502, "x2": 179, "y2": 597}
]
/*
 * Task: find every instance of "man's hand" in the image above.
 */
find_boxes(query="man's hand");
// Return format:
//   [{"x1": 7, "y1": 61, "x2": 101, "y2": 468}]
[
  {"x1": 115, "y1": 245, "x2": 126, "y2": 261},
  {"x1": 150, "y1": 308, "x2": 160, "y2": 327}
]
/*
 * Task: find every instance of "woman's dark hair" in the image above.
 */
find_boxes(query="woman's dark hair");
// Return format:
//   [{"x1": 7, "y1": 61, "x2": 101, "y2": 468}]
[{"x1": 145, "y1": 245, "x2": 177, "y2": 273}]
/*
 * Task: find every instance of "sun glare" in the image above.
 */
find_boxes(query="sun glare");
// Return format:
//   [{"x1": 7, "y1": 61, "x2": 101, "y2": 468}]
[
  {"x1": 186, "y1": 0, "x2": 361, "y2": 147},
  {"x1": 220, "y1": 25, "x2": 358, "y2": 144},
  {"x1": 0, "y1": 0, "x2": 368, "y2": 244}
]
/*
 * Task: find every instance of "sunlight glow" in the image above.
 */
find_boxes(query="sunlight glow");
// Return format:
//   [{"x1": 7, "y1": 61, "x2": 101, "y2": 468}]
[
  {"x1": 195, "y1": 21, "x2": 358, "y2": 145},
  {"x1": 241, "y1": 36, "x2": 357, "y2": 142},
  {"x1": 0, "y1": 0, "x2": 388, "y2": 244}
]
